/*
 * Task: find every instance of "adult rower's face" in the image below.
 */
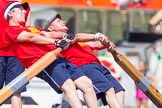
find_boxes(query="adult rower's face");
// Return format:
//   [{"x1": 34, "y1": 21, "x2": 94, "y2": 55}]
[
  {"x1": 9, "y1": 6, "x2": 26, "y2": 24},
  {"x1": 50, "y1": 18, "x2": 68, "y2": 33}
]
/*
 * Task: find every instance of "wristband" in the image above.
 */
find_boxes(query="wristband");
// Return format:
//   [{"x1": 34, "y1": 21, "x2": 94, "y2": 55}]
[{"x1": 95, "y1": 32, "x2": 102, "y2": 40}]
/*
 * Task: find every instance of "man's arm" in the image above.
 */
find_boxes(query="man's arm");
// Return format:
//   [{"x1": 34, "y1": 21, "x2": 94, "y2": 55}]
[
  {"x1": 36, "y1": 31, "x2": 114, "y2": 51},
  {"x1": 17, "y1": 31, "x2": 70, "y2": 50},
  {"x1": 85, "y1": 41, "x2": 105, "y2": 50},
  {"x1": 86, "y1": 41, "x2": 116, "y2": 52},
  {"x1": 75, "y1": 33, "x2": 115, "y2": 51},
  {"x1": 41, "y1": 32, "x2": 97, "y2": 44},
  {"x1": 42, "y1": 31, "x2": 107, "y2": 43},
  {"x1": 17, "y1": 31, "x2": 55, "y2": 44},
  {"x1": 75, "y1": 33, "x2": 110, "y2": 43},
  {"x1": 75, "y1": 33, "x2": 116, "y2": 52},
  {"x1": 75, "y1": 33, "x2": 97, "y2": 42}
]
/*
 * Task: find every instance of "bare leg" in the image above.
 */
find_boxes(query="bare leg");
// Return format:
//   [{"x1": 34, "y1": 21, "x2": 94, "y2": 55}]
[
  {"x1": 11, "y1": 93, "x2": 22, "y2": 108},
  {"x1": 74, "y1": 76, "x2": 98, "y2": 108},
  {"x1": 136, "y1": 100, "x2": 141, "y2": 108},
  {"x1": 105, "y1": 87, "x2": 122, "y2": 108},
  {"x1": 116, "y1": 91, "x2": 125, "y2": 107},
  {"x1": 61, "y1": 79, "x2": 82, "y2": 108},
  {"x1": 143, "y1": 102, "x2": 148, "y2": 108}
]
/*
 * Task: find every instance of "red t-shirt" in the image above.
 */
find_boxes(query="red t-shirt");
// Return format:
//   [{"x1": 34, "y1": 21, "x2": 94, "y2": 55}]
[
  {"x1": 0, "y1": 17, "x2": 14, "y2": 56},
  {"x1": 5, "y1": 26, "x2": 59, "y2": 68},
  {"x1": 0, "y1": 48, "x2": 14, "y2": 56},
  {"x1": 62, "y1": 42, "x2": 101, "y2": 67}
]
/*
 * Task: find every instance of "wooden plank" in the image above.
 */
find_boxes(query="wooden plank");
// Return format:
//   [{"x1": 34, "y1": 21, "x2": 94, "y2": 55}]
[{"x1": 111, "y1": 51, "x2": 162, "y2": 107}]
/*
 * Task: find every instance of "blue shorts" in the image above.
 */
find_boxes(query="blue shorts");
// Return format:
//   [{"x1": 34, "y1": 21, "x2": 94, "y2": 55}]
[
  {"x1": 0, "y1": 56, "x2": 26, "y2": 93},
  {"x1": 37, "y1": 57, "x2": 85, "y2": 94},
  {"x1": 79, "y1": 63, "x2": 125, "y2": 103}
]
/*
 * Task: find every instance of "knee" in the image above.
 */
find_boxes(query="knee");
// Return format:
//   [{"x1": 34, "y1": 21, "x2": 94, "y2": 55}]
[
  {"x1": 84, "y1": 77, "x2": 93, "y2": 88},
  {"x1": 105, "y1": 87, "x2": 116, "y2": 96},
  {"x1": 82, "y1": 79, "x2": 94, "y2": 93},
  {"x1": 117, "y1": 90, "x2": 125, "y2": 99},
  {"x1": 61, "y1": 79, "x2": 76, "y2": 92},
  {"x1": 75, "y1": 76, "x2": 93, "y2": 92}
]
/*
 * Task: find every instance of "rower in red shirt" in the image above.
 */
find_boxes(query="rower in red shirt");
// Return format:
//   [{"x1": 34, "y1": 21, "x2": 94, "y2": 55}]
[
  {"x1": 3, "y1": 1, "x2": 99, "y2": 108},
  {"x1": 44, "y1": 13, "x2": 125, "y2": 108},
  {"x1": 0, "y1": 1, "x2": 28, "y2": 107}
]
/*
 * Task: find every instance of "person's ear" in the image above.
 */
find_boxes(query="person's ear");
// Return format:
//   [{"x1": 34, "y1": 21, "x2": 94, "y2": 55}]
[
  {"x1": 48, "y1": 26, "x2": 55, "y2": 32},
  {"x1": 7, "y1": 11, "x2": 14, "y2": 18}
]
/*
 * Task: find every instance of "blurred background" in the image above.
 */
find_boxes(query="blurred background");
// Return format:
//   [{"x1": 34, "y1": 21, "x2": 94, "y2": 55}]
[{"x1": 1, "y1": 0, "x2": 162, "y2": 108}]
